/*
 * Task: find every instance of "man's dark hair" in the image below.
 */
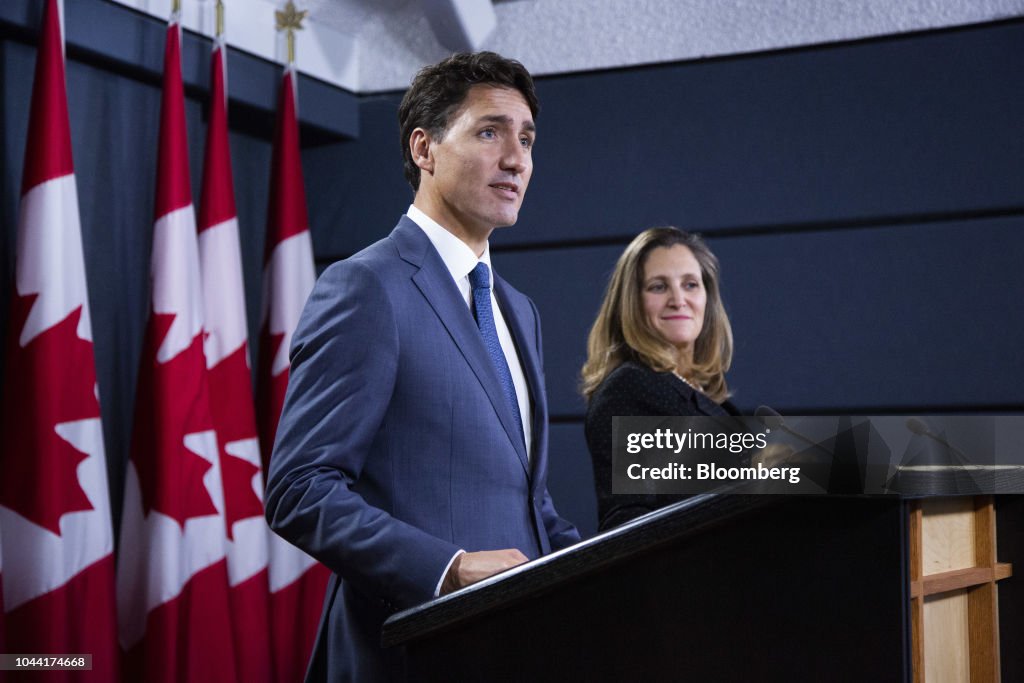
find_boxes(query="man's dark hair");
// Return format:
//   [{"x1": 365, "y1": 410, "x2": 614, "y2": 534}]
[{"x1": 398, "y1": 51, "x2": 539, "y2": 192}]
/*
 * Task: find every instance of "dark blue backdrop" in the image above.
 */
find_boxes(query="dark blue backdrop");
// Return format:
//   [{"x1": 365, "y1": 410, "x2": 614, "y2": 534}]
[
  {"x1": 2, "y1": 3, "x2": 1022, "y2": 541},
  {"x1": 304, "y1": 21, "x2": 1024, "y2": 537}
]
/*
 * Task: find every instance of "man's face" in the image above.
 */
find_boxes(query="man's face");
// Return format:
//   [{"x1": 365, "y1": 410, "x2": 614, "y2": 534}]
[{"x1": 414, "y1": 85, "x2": 535, "y2": 246}]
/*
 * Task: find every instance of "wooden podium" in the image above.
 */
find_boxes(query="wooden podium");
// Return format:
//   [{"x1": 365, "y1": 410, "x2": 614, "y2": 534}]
[
  {"x1": 910, "y1": 497, "x2": 1015, "y2": 682},
  {"x1": 383, "y1": 494, "x2": 1021, "y2": 682}
]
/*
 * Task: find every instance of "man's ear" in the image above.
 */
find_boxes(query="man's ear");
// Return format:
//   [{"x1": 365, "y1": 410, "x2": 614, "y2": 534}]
[{"x1": 410, "y1": 128, "x2": 434, "y2": 176}]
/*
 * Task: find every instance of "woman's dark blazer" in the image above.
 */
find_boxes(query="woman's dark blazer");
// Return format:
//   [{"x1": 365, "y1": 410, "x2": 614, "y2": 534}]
[{"x1": 585, "y1": 360, "x2": 739, "y2": 532}]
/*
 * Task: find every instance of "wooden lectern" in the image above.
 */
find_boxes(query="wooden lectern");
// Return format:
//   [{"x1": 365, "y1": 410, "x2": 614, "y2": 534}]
[{"x1": 383, "y1": 494, "x2": 1021, "y2": 682}]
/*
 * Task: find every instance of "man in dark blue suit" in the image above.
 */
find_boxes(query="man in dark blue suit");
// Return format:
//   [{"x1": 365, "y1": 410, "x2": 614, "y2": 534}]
[{"x1": 264, "y1": 52, "x2": 581, "y2": 681}]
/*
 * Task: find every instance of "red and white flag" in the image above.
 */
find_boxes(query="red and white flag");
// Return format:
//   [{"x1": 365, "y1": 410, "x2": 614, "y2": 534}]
[
  {"x1": 198, "y1": 37, "x2": 273, "y2": 683},
  {"x1": 0, "y1": 530, "x2": 5, "y2": 666},
  {"x1": 0, "y1": 0, "x2": 119, "y2": 678},
  {"x1": 257, "y1": 66, "x2": 330, "y2": 683},
  {"x1": 116, "y1": 15, "x2": 238, "y2": 682}
]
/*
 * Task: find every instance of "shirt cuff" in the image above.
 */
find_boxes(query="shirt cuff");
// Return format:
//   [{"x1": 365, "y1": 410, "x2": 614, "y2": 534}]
[{"x1": 434, "y1": 549, "x2": 466, "y2": 597}]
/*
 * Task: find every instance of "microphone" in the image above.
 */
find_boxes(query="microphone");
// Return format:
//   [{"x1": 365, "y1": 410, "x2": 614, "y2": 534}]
[
  {"x1": 903, "y1": 418, "x2": 971, "y2": 466},
  {"x1": 756, "y1": 406, "x2": 864, "y2": 493},
  {"x1": 754, "y1": 405, "x2": 784, "y2": 431},
  {"x1": 895, "y1": 417, "x2": 983, "y2": 495},
  {"x1": 755, "y1": 405, "x2": 823, "y2": 451},
  {"x1": 905, "y1": 417, "x2": 928, "y2": 437}
]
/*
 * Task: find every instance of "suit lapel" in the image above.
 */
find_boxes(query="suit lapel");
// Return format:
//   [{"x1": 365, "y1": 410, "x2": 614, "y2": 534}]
[
  {"x1": 393, "y1": 219, "x2": 530, "y2": 476},
  {"x1": 494, "y1": 280, "x2": 543, "y2": 475}
]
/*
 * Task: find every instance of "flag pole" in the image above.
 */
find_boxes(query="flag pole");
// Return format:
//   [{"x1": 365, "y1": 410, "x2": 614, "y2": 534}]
[
  {"x1": 216, "y1": 0, "x2": 224, "y2": 38},
  {"x1": 275, "y1": 1, "x2": 308, "y2": 65},
  {"x1": 262, "y1": 6, "x2": 330, "y2": 682}
]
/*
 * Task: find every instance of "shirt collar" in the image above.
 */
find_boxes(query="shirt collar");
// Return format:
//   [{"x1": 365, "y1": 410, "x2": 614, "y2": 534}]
[{"x1": 407, "y1": 204, "x2": 493, "y2": 287}]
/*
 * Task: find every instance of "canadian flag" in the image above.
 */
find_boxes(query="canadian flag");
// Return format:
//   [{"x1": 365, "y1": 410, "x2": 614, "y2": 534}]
[
  {"x1": 197, "y1": 37, "x2": 273, "y2": 683},
  {"x1": 0, "y1": 530, "x2": 5, "y2": 645},
  {"x1": 115, "y1": 15, "x2": 239, "y2": 681},
  {"x1": 0, "y1": 0, "x2": 119, "y2": 679},
  {"x1": 257, "y1": 66, "x2": 331, "y2": 683},
  {"x1": 0, "y1": 530, "x2": 5, "y2": 664}
]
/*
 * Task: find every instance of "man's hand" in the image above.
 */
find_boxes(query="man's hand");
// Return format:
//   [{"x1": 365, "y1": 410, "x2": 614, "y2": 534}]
[{"x1": 440, "y1": 549, "x2": 528, "y2": 595}]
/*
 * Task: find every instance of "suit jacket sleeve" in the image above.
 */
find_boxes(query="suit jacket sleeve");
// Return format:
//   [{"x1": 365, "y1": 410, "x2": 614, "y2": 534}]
[
  {"x1": 538, "y1": 488, "x2": 580, "y2": 550},
  {"x1": 264, "y1": 259, "x2": 460, "y2": 610}
]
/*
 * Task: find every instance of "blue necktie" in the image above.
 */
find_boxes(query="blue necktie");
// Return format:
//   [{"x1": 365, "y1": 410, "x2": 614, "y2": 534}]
[{"x1": 469, "y1": 262, "x2": 525, "y2": 446}]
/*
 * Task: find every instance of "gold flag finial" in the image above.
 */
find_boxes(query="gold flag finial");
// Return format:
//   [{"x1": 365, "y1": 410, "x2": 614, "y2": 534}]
[
  {"x1": 172, "y1": 0, "x2": 181, "y2": 14},
  {"x1": 275, "y1": 1, "x2": 308, "y2": 65},
  {"x1": 216, "y1": 0, "x2": 225, "y2": 37}
]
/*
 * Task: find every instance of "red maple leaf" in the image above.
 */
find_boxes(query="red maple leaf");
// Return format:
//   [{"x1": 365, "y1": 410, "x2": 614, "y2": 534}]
[
  {"x1": 0, "y1": 294, "x2": 97, "y2": 534},
  {"x1": 130, "y1": 312, "x2": 218, "y2": 528},
  {"x1": 207, "y1": 344, "x2": 263, "y2": 540}
]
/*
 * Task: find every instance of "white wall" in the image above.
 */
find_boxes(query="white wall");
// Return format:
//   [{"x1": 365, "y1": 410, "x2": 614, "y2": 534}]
[{"x1": 108, "y1": 0, "x2": 1024, "y2": 92}]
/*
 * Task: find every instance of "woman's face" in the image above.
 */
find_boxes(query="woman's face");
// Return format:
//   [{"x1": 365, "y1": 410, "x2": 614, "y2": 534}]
[{"x1": 641, "y1": 244, "x2": 706, "y2": 358}]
